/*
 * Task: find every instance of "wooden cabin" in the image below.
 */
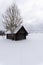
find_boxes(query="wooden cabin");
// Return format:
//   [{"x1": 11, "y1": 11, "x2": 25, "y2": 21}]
[{"x1": 6, "y1": 25, "x2": 28, "y2": 40}]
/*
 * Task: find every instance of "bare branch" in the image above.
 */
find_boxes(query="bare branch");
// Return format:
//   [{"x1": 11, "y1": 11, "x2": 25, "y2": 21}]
[{"x1": 2, "y1": 3, "x2": 22, "y2": 33}]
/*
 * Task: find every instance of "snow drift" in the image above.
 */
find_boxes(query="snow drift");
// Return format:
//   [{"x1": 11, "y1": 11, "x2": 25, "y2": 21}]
[{"x1": 0, "y1": 33, "x2": 43, "y2": 65}]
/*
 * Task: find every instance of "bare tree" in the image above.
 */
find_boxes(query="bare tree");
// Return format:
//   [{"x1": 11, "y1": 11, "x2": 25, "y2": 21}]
[{"x1": 2, "y1": 3, "x2": 22, "y2": 33}]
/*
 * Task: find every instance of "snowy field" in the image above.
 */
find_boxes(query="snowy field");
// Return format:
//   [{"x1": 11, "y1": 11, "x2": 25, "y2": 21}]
[{"x1": 0, "y1": 33, "x2": 43, "y2": 65}]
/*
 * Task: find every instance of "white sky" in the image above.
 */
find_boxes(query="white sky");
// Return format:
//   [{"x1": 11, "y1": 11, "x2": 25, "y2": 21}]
[{"x1": 0, "y1": 0, "x2": 43, "y2": 24}]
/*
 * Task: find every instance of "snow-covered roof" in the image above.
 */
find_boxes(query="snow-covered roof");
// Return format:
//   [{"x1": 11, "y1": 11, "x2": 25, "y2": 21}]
[
  {"x1": 5, "y1": 24, "x2": 28, "y2": 34},
  {"x1": 14, "y1": 25, "x2": 22, "y2": 33}
]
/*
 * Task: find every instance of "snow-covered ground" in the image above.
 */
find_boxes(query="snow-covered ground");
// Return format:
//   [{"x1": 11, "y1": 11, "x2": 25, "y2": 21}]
[{"x1": 0, "y1": 33, "x2": 43, "y2": 65}]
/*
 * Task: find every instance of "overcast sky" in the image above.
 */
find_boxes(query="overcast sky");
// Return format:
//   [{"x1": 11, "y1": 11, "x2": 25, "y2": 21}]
[{"x1": 0, "y1": 0, "x2": 43, "y2": 24}]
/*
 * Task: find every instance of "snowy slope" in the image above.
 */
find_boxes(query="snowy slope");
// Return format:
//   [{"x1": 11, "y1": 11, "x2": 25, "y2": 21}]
[{"x1": 0, "y1": 33, "x2": 43, "y2": 65}]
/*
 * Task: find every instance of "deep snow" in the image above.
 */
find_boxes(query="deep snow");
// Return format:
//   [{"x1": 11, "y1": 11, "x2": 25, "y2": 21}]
[{"x1": 0, "y1": 33, "x2": 43, "y2": 65}]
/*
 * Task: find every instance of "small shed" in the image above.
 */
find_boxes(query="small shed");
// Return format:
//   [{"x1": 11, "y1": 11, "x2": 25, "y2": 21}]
[{"x1": 6, "y1": 25, "x2": 28, "y2": 40}]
